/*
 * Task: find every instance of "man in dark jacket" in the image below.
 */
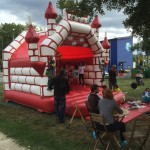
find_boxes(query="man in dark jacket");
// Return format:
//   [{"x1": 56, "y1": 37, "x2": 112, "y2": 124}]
[
  {"x1": 52, "y1": 69, "x2": 70, "y2": 123},
  {"x1": 87, "y1": 84, "x2": 100, "y2": 114},
  {"x1": 109, "y1": 65, "x2": 117, "y2": 90}
]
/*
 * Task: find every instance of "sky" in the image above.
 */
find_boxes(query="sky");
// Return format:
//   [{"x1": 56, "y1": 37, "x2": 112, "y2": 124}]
[{"x1": 0, "y1": 0, "x2": 137, "y2": 43}]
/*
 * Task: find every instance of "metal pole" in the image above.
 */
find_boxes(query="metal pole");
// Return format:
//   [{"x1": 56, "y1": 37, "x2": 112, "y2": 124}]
[{"x1": 12, "y1": 28, "x2": 15, "y2": 40}]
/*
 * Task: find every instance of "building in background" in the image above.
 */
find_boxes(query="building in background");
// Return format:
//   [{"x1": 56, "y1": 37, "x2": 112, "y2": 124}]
[{"x1": 108, "y1": 36, "x2": 133, "y2": 72}]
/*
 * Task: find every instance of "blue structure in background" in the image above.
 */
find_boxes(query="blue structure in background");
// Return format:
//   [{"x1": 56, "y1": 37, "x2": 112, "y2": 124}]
[{"x1": 108, "y1": 36, "x2": 133, "y2": 71}]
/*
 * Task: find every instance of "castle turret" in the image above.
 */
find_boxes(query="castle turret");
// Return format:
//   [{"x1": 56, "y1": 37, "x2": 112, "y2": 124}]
[
  {"x1": 25, "y1": 23, "x2": 39, "y2": 62},
  {"x1": 102, "y1": 32, "x2": 111, "y2": 65},
  {"x1": 102, "y1": 32, "x2": 111, "y2": 49},
  {"x1": 45, "y1": 2, "x2": 58, "y2": 36},
  {"x1": 91, "y1": 15, "x2": 101, "y2": 39}
]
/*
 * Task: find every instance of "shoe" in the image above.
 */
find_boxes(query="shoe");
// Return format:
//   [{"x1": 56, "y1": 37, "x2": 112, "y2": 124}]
[
  {"x1": 92, "y1": 131, "x2": 97, "y2": 140},
  {"x1": 120, "y1": 140, "x2": 128, "y2": 147}
]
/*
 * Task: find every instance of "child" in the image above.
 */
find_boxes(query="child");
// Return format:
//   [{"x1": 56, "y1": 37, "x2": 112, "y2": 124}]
[
  {"x1": 114, "y1": 84, "x2": 122, "y2": 92},
  {"x1": 72, "y1": 65, "x2": 79, "y2": 85},
  {"x1": 114, "y1": 84, "x2": 126, "y2": 103},
  {"x1": 142, "y1": 88, "x2": 150, "y2": 103}
]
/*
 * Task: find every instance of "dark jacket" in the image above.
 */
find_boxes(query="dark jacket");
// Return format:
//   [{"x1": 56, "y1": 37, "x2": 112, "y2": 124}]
[
  {"x1": 109, "y1": 69, "x2": 117, "y2": 83},
  {"x1": 53, "y1": 76, "x2": 70, "y2": 97},
  {"x1": 87, "y1": 93, "x2": 100, "y2": 114}
]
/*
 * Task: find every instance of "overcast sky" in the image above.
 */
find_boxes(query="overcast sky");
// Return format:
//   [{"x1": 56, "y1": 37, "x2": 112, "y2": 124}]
[{"x1": 0, "y1": 0, "x2": 136, "y2": 42}]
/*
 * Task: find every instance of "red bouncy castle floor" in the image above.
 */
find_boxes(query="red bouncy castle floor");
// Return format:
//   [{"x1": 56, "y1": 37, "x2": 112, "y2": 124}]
[{"x1": 5, "y1": 85, "x2": 124, "y2": 117}]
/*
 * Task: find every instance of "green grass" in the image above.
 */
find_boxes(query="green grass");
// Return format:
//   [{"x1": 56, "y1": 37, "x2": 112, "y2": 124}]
[{"x1": 0, "y1": 78, "x2": 150, "y2": 150}]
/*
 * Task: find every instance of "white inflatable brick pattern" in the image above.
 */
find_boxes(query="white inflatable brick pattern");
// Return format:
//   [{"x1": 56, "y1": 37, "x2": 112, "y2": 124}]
[
  {"x1": 50, "y1": 42, "x2": 58, "y2": 50},
  {"x1": 40, "y1": 46, "x2": 55, "y2": 56},
  {"x1": 11, "y1": 76, "x2": 19, "y2": 83},
  {"x1": 96, "y1": 72, "x2": 102, "y2": 78},
  {"x1": 3, "y1": 69, "x2": 8, "y2": 75},
  {"x1": 50, "y1": 33, "x2": 63, "y2": 44},
  {"x1": 93, "y1": 65, "x2": 100, "y2": 71},
  {"x1": 28, "y1": 50, "x2": 33, "y2": 56},
  {"x1": 4, "y1": 83, "x2": 9, "y2": 90},
  {"x1": 3, "y1": 76, "x2": 9, "y2": 82},
  {"x1": 58, "y1": 20, "x2": 71, "y2": 31},
  {"x1": 86, "y1": 65, "x2": 94, "y2": 71},
  {"x1": 15, "y1": 35, "x2": 24, "y2": 42},
  {"x1": 18, "y1": 76, "x2": 26, "y2": 83},
  {"x1": 41, "y1": 38, "x2": 52, "y2": 46},
  {"x1": 3, "y1": 53, "x2": 11, "y2": 60},
  {"x1": 22, "y1": 84, "x2": 31, "y2": 93},
  {"x1": 43, "y1": 87, "x2": 54, "y2": 96},
  {"x1": 10, "y1": 41, "x2": 21, "y2": 49},
  {"x1": 89, "y1": 72, "x2": 96, "y2": 78},
  {"x1": 20, "y1": 68, "x2": 30, "y2": 75},
  {"x1": 39, "y1": 77, "x2": 48, "y2": 85},
  {"x1": 15, "y1": 83, "x2": 23, "y2": 91},
  {"x1": 87, "y1": 35, "x2": 97, "y2": 45},
  {"x1": 15, "y1": 68, "x2": 23, "y2": 74},
  {"x1": 3, "y1": 46, "x2": 12, "y2": 52},
  {"x1": 48, "y1": 30, "x2": 55, "y2": 36},
  {"x1": 10, "y1": 48, "x2": 16, "y2": 53},
  {"x1": 84, "y1": 79, "x2": 93, "y2": 85},
  {"x1": 29, "y1": 43, "x2": 38, "y2": 49},
  {"x1": 26, "y1": 76, "x2": 36, "y2": 84},
  {"x1": 84, "y1": 72, "x2": 88, "y2": 78},
  {"x1": 70, "y1": 22, "x2": 91, "y2": 34},
  {"x1": 30, "y1": 85, "x2": 41, "y2": 95},
  {"x1": 3, "y1": 61, "x2": 8, "y2": 68},
  {"x1": 30, "y1": 56, "x2": 39, "y2": 62},
  {"x1": 39, "y1": 57, "x2": 48, "y2": 62},
  {"x1": 20, "y1": 39, "x2": 25, "y2": 44},
  {"x1": 48, "y1": 19, "x2": 56, "y2": 24}
]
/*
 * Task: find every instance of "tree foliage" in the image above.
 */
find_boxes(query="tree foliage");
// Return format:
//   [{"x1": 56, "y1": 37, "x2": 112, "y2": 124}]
[
  {"x1": 57, "y1": 0, "x2": 150, "y2": 53},
  {"x1": 0, "y1": 23, "x2": 41, "y2": 64}
]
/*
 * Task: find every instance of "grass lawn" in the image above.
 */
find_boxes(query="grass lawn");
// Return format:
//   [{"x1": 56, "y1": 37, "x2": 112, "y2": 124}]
[{"x1": 0, "y1": 78, "x2": 150, "y2": 150}]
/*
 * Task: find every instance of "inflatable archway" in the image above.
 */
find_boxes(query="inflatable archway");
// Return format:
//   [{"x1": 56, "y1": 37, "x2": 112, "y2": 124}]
[{"x1": 2, "y1": 2, "x2": 124, "y2": 116}]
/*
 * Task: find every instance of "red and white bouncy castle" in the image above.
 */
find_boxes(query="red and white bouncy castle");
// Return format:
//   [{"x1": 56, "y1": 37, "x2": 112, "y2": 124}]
[{"x1": 2, "y1": 2, "x2": 124, "y2": 117}]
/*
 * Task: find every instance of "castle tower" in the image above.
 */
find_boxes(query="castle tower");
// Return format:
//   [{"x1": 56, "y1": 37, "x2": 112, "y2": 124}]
[
  {"x1": 91, "y1": 15, "x2": 101, "y2": 39},
  {"x1": 45, "y1": 2, "x2": 58, "y2": 36},
  {"x1": 102, "y1": 32, "x2": 111, "y2": 64},
  {"x1": 25, "y1": 23, "x2": 39, "y2": 62}
]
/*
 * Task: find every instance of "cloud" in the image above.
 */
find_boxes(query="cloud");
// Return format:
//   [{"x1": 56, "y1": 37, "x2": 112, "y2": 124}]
[{"x1": 0, "y1": 0, "x2": 133, "y2": 41}]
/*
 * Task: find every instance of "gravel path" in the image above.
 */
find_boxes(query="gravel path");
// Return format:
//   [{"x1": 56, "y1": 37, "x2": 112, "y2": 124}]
[{"x1": 0, "y1": 132, "x2": 29, "y2": 150}]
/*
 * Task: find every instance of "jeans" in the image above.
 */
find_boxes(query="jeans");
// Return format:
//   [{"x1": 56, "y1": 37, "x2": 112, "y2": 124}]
[
  {"x1": 54, "y1": 96, "x2": 66, "y2": 122},
  {"x1": 79, "y1": 74, "x2": 84, "y2": 85}
]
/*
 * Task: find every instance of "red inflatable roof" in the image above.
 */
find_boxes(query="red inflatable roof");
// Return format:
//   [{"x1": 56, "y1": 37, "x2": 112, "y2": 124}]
[{"x1": 58, "y1": 46, "x2": 93, "y2": 60}]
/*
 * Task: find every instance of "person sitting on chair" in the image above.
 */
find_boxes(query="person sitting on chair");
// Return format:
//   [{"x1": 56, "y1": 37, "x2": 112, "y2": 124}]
[
  {"x1": 87, "y1": 84, "x2": 100, "y2": 114},
  {"x1": 142, "y1": 88, "x2": 150, "y2": 103},
  {"x1": 98, "y1": 88, "x2": 127, "y2": 146}
]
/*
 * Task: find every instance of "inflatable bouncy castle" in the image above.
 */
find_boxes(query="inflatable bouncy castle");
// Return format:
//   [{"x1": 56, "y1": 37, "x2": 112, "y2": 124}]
[{"x1": 2, "y1": 2, "x2": 125, "y2": 117}]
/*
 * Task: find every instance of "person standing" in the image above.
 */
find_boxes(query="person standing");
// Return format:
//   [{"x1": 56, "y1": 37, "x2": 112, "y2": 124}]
[
  {"x1": 108, "y1": 65, "x2": 117, "y2": 90},
  {"x1": 52, "y1": 69, "x2": 70, "y2": 123},
  {"x1": 78, "y1": 62, "x2": 86, "y2": 86},
  {"x1": 72, "y1": 65, "x2": 79, "y2": 85},
  {"x1": 87, "y1": 84, "x2": 100, "y2": 114}
]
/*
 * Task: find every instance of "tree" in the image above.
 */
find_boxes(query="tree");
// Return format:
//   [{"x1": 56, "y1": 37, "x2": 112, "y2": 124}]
[{"x1": 57, "y1": 0, "x2": 150, "y2": 53}]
